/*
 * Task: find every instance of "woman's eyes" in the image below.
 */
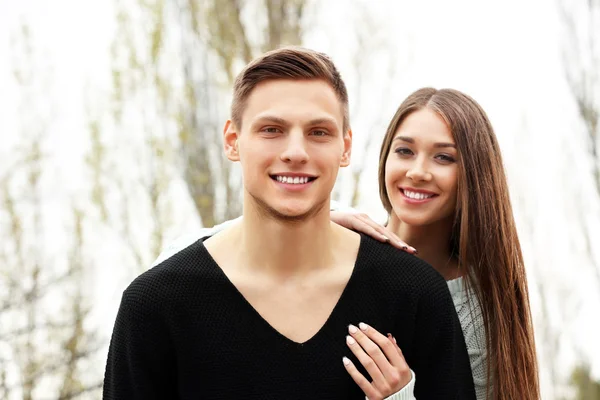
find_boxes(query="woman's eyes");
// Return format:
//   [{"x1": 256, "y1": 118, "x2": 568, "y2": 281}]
[
  {"x1": 394, "y1": 147, "x2": 456, "y2": 163},
  {"x1": 394, "y1": 147, "x2": 413, "y2": 155},
  {"x1": 436, "y1": 154, "x2": 456, "y2": 163}
]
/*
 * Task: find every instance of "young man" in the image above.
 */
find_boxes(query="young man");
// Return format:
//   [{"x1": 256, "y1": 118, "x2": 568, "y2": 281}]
[{"x1": 103, "y1": 47, "x2": 476, "y2": 399}]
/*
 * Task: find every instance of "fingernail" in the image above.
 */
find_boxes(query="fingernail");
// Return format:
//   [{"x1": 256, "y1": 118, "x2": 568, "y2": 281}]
[
  {"x1": 393, "y1": 336, "x2": 397, "y2": 344},
  {"x1": 387, "y1": 333, "x2": 392, "y2": 339},
  {"x1": 412, "y1": 248, "x2": 418, "y2": 254},
  {"x1": 359, "y1": 322, "x2": 368, "y2": 331},
  {"x1": 348, "y1": 324, "x2": 358, "y2": 334},
  {"x1": 346, "y1": 335, "x2": 356, "y2": 345},
  {"x1": 342, "y1": 356, "x2": 351, "y2": 366}
]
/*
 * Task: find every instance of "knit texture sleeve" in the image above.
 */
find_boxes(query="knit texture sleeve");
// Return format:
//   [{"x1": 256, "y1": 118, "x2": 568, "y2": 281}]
[
  {"x1": 103, "y1": 283, "x2": 175, "y2": 399},
  {"x1": 410, "y1": 275, "x2": 476, "y2": 399},
  {"x1": 447, "y1": 278, "x2": 490, "y2": 400}
]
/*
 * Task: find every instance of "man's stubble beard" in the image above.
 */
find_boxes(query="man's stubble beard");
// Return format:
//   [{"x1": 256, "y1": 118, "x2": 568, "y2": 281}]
[{"x1": 248, "y1": 190, "x2": 329, "y2": 224}]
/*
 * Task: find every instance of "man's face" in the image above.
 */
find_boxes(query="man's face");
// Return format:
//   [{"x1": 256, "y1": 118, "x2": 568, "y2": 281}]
[{"x1": 224, "y1": 79, "x2": 351, "y2": 222}]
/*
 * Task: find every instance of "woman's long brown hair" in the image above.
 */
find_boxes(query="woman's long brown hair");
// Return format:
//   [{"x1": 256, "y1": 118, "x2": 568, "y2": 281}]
[{"x1": 378, "y1": 88, "x2": 540, "y2": 400}]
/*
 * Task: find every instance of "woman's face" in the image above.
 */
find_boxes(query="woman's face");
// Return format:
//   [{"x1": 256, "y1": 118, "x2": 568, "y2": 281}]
[{"x1": 384, "y1": 108, "x2": 459, "y2": 228}]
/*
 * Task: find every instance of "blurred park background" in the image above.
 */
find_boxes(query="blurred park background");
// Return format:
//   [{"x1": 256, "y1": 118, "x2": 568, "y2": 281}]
[{"x1": 0, "y1": 0, "x2": 599, "y2": 398}]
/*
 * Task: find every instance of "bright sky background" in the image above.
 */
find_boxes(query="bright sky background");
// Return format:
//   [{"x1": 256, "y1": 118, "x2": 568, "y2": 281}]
[{"x1": 1, "y1": 0, "x2": 599, "y2": 398}]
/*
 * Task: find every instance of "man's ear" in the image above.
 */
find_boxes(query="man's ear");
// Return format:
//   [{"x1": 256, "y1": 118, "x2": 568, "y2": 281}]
[
  {"x1": 340, "y1": 128, "x2": 352, "y2": 167},
  {"x1": 224, "y1": 120, "x2": 240, "y2": 162}
]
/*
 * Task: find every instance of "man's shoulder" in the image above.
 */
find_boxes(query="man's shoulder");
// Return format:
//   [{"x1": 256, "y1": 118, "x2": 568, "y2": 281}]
[
  {"x1": 152, "y1": 231, "x2": 210, "y2": 267},
  {"x1": 358, "y1": 235, "x2": 447, "y2": 292},
  {"x1": 123, "y1": 239, "x2": 217, "y2": 307}
]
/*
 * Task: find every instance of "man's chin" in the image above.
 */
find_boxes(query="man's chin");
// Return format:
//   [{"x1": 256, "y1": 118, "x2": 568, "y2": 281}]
[
  {"x1": 250, "y1": 195, "x2": 328, "y2": 224},
  {"x1": 268, "y1": 205, "x2": 318, "y2": 223}
]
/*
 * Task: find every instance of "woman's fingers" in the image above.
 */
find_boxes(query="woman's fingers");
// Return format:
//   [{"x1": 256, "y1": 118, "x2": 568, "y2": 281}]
[
  {"x1": 348, "y1": 323, "x2": 409, "y2": 388},
  {"x1": 357, "y1": 323, "x2": 404, "y2": 369},
  {"x1": 330, "y1": 211, "x2": 387, "y2": 244},
  {"x1": 344, "y1": 323, "x2": 412, "y2": 399},
  {"x1": 391, "y1": 335, "x2": 404, "y2": 358},
  {"x1": 354, "y1": 214, "x2": 417, "y2": 254},
  {"x1": 346, "y1": 329, "x2": 386, "y2": 387},
  {"x1": 342, "y1": 357, "x2": 380, "y2": 400},
  {"x1": 330, "y1": 211, "x2": 418, "y2": 253},
  {"x1": 353, "y1": 218, "x2": 391, "y2": 244}
]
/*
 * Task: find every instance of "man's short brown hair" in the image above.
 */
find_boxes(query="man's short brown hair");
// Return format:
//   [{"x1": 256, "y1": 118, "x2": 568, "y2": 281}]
[{"x1": 231, "y1": 46, "x2": 350, "y2": 132}]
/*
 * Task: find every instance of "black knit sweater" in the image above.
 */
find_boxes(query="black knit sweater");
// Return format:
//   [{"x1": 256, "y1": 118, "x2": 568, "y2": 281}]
[{"x1": 103, "y1": 234, "x2": 475, "y2": 399}]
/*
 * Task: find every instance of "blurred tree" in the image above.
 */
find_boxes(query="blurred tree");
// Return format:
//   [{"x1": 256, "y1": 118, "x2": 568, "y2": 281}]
[
  {"x1": 341, "y1": 1, "x2": 409, "y2": 208},
  {"x1": 548, "y1": 1, "x2": 600, "y2": 396},
  {"x1": 91, "y1": 0, "x2": 178, "y2": 271},
  {"x1": 560, "y1": 0, "x2": 600, "y2": 286},
  {"x1": 0, "y1": 22, "x2": 101, "y2": 400},
  {"x1": 57, "y1": 208, "x2": 103, "y2": 400},
  {"x1": 513, "y1": 157, "x2": 565, "y2": 398}
]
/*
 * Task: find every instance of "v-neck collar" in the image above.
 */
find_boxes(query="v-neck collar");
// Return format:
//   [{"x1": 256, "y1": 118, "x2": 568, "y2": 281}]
[{"x1": 198, "y1": 234, "x2": 365, "y2": 346}]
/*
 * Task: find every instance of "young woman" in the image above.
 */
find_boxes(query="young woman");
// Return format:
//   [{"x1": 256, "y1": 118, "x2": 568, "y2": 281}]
[
  {"x1": 153, "y1": 87, "x2": 540, "y2": 400},
  {"x1": 333, "y1": 87, "x2": 540, "y2": 399}
]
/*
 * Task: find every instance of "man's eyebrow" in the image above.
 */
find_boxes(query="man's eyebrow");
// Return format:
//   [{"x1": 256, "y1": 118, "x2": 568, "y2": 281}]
[
  {"x1": 254, "y1": 116, "x2": 289, "y2": 125},
  {"x1": 253, "y1": 116, "x2": 338, "y2": 127},
  {"x1": 307, "y1": 117, "x2": 337, "y2": 126},
  {"x1": 393, "y1": 136, "x2": 456, "y2": 148}
]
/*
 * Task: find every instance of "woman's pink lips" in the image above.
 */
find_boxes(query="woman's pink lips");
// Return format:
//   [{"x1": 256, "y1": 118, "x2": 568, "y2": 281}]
[
  {"x1": 400, "y1": 186, "x2": 438, "y2": 196},
  {"x1": 399, "y1": 188, "x2": 438, "y2": 204}
]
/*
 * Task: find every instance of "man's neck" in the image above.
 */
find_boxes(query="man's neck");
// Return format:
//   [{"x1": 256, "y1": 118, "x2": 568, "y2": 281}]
[
  {"x1": 233, "y1": 200, "x2": 339, "y2": 277},
  {"x1": 388, "y1": 215, "x2": 459, "y2": 280}
]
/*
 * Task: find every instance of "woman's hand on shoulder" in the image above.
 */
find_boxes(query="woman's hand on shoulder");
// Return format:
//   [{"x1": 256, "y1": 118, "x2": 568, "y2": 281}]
[{"x1": 330, "y1": 211, "x2": 417, "y2": 254}]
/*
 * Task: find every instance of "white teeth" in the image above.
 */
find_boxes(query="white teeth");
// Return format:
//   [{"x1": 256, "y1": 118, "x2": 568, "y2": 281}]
[
  {"x1": 276, "y1": 176, "x2": 310, "y2": 184},
  {"x1": 404, "y1": 190, "x2": 434, "y2": 200}
]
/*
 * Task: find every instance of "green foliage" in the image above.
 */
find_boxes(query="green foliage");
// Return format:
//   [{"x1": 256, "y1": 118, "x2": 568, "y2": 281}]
[{"x1": 570, "y1": 363, "x2": 600, "y2": 400}]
